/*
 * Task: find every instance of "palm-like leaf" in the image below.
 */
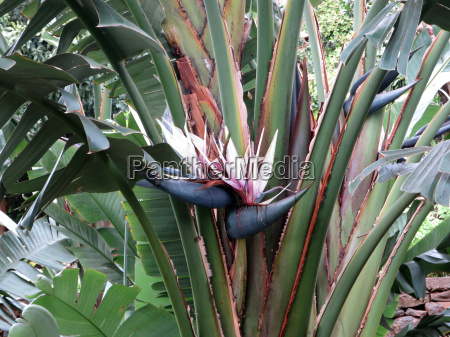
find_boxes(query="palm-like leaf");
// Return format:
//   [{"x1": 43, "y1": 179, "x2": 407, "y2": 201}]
[
  {"x1": 32, "y1": 268, "x2": 179, "y2": 337},
  {"x1": 0, "y1": 218, "x2": 75, "y2": 299}
]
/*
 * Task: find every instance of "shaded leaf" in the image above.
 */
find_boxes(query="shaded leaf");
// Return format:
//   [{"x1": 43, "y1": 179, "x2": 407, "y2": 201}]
[
  {"x1": 422, "y1": 0, "x2": 450, "y2": 31},
  {"x1": 44, "y1": 202, "x2": 123, "y2": 283},
  {"x1": 68, "y1": 0, "x2": 164, "y2": 60},
  {"x1": 8, "y1": 0, "x2": 67, "y2": 53}
]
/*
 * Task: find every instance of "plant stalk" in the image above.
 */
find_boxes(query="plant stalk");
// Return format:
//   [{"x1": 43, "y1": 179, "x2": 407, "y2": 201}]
[
  {"x1": 253, "y1": 0, "x2": 274, "y2": 137},
  {"x1": 358, "y1": 200, "x2": 433, "y2": 337},
  {"x1": 170, "y1": 197, "x2": 223, "y2": 337},
  {"x1": 284, "y1": 67, "x2": 388, "y2": 336},
  {"x1": 315, "y1": 192, "x2": 417, "y2": 337},
  {"x1": 196, "y1": 206, "x2": 240, "y2": 337}
]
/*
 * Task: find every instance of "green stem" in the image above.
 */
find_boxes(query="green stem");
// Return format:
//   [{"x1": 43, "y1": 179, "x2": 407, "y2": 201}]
[
  {"x1": 93, "y1": 76, "x2": 102, "y2": 120},
  {"x1": 99, "y1": 155, "x2": 194, "y2": 337},
  {"x1": 196, "y1": 206, "x2": 239, "y2": 337},
  {"x1": 259, "y1": 42, "x2": 366, "y2": 337},
  {"x1": 123, "y1": 219, "x2": 129, "y2": 286},
  {"x1": 256, "y1": 0, "x2": 307, "y2": 158},
  {"x1": 284, "y1": 67, "x2": 388, "y2": 336},
  {"x1": 361, "y1": 0, "x2": 389, "y2": 73},
  {"x1": 315, "y1": 193, "x2": 417, "y2": 337},
  {"x1": 253, "y1": 0, "x2": 274, "y2": 137},
  {"x1": 231, "y1": 239, "x2": 247, "y2": 319},
  {"x1": 359, "y1": 200, "x2": 433, "y2": 337},
  {"x1": 361, "y1": 0, "x2": 389, "y2": 30},
  {"x1": 170, "y1": 197, "x2": 223, "y2": 337},
  {"x1": 124, "y1": 0, "x2": 186, "y2": 126},
  {"x1": 353, "y1": 0, "x2": 365, "y2": 32},
  {"x1": 388, "y1": 30, "x2": 450, "y2": 150},
  {"x1": 352, "y1": 0, "x2": 365, "y2": 82},
  {"x1": 327, "y1": 89, "x2": 450, "y2": 337},
  {"x1": 304, "y1": 2, "x2": 327, "y2": 107},
  {"x1": 100, "y1": 80, "x2": 112, "y2": 121},
  {"x1": 243, "y1": 233, "x2": 267, "y2": 337},
  {"x1": 204, "y1": 0, "x2": 247, "y2": 156},
  {"x1": 365, "y1": 44, "x2": 377, "y2": 72}
]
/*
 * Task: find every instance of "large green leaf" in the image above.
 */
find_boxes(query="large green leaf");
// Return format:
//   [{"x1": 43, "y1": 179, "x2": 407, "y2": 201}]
[
  {"x1": 45, "y1": 53, "x2": 115, "y2": 82},
  {"x1": 57, "y1": 19, "x2": 85, "y2": 54},
  {"x1": 113, "y1": 302, "x2": 179, "y2": 337},
  {"x1": 349, "y1": 147, "x2": 433, "y2": 194},
  {"x1": 396, "y1": 247, "x2": 450, "y2": 300},
  {"x1": 65, "y1": 192, "x2": 137, "y2": 255},
  {"x1": 0, "y1": 292, "x2": 25, "y2": 331},
  {"x1": 0, "y1": 54, "x2": 78, "y2": 98},
  {"x1": 0, "y1": 0, "x2": 28, "y2": 17},
  {"x1": 358, "y1": 201, "x2": 433, "y2": 337},
  {"x1": 64, "y1": 0, "x2": 163, "y2": 60},
  {"x1": 65, "y1": 191, "x2": 137, "y2": 276},
  {"x1": 203, "y1": 0, "x2": 249, "y2": 156},
  {"x1": 33, "y1": 268, "x2": 178, "y2": 336},
  {"x1": 421, "y1": 0, "x2": 450, "y2": 31},
  {"x1": 407, "y1": 37, "x2": 450, "y2": 135},
  {"x1": 405, "y1": 26, "x2": 433, "y2": 84},
  {"x1": 134, "y1": 258, "x2": 171, "y2": 310},
  {"x1": 5, "y1": 135, "x2": 150, "y2": 201},
  {"x1": 19, "y1": 143, "x2": 71, "y2": 231},
  {"x1": 389, "y1": 30, "x2": 450, "y2": 150},
  {"x1": 340, "y1": 2, "x2": 398, "y2": 63},
  {"x1": 0, "y1": 119, "x2": 69, "y2": 191},
  {"x1": 0, "y1": 54, "x2": 115, "y2": 197},
  {"x1": 141, "y1": 0, "x2": 165, "y2": 38},
  {"x1": 261, "y1": 41, "x2": 367, "y2": 337},
  {"x1": 0, "y1": 92, "x2": 26, "y2": 130},
  {"x1": 0, "y1": 104, "x2": 45, "y2": 167}
]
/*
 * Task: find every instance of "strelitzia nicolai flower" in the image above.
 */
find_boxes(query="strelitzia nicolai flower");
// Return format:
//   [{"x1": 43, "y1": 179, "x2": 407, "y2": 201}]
[
  {"x1": 157, "y1": 118, "x2": 281, "y2": 205},
  {"x1": 137, "y1": 117, "x2": 311, "y2": 239}
]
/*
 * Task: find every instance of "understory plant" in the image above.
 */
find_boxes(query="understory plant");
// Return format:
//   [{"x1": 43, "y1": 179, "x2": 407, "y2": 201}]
[{"x1": 0, "y1": 0, "x2": 449, "y2": 336}]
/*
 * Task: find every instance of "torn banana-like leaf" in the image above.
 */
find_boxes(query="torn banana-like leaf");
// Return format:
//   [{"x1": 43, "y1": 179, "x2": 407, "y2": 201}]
[{"x1": 349, "y1": 146, "x2": 432, "y2": 194}]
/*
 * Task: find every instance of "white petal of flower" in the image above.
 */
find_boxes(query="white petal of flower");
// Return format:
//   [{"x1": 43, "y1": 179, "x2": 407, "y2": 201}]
[{"x1": 157, "y1": 118, "x2": 200, "y2": 174}]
